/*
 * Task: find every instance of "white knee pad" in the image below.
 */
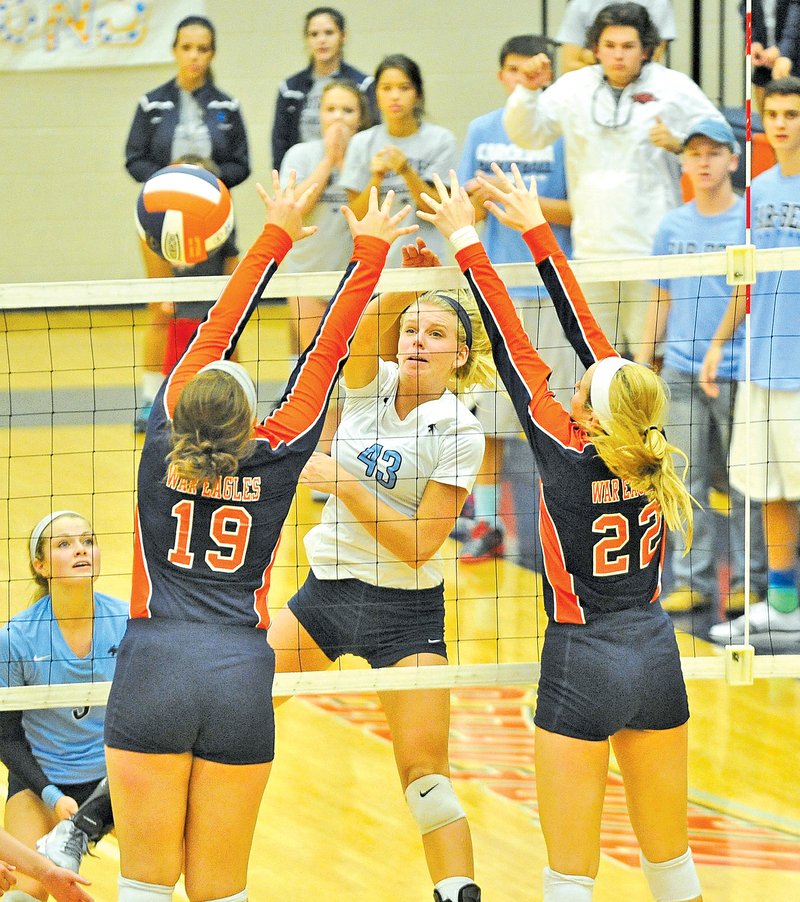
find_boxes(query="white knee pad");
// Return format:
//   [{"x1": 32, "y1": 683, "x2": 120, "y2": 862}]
[
  {"x1": 640, "y1": 848, "x2": 701, "y2": 902},
  {"x1": 405, "y1": 774, "x2": 466, "y2": 834},
  {"x1": 118, "y1": 875, "x2": 174, "y2": 901},
  {"x1": 543, "y1": 867, "x2": 595, "y2": 901},
  {"x1": 206, "y1": 892, "x2": 248, "y2": 902},
  {"x1": 3, "y1": 892, "x2": 41, "y2": 901}
]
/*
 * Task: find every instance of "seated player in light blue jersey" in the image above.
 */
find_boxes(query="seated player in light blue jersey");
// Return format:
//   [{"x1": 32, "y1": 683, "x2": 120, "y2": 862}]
[
  {"x1": 0, "y1": 511, "x2": 127, "y2": 900},
  {"x1": 456, "y1": 34, "x2": 572, "y2": 566},
  {"x1": 637, "y1": 119, "x2": 767, "y2": 618},
  {"x1": 701, "y1": 77, "x2": 800, "y2": 644}
]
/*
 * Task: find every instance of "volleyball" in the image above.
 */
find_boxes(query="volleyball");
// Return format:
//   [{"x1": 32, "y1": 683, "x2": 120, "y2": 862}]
[{"x1": 135, "y1": 164, "x2": 234, "y2": 267}]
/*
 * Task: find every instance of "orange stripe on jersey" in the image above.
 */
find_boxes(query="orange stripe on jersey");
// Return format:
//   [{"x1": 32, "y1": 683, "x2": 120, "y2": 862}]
[
  {"x1": 252, "y1": 532, "x2": 282, "y2": 629},
  {"x1": 261, "y1": 235, "x2": 389, "y2": 447},
  {"x1": 539, "y1": 485, "x2": 586, "y2": 624},
  {"x1": 650, "y1": 521, "x2": 667, "y2": 603},
  {"x1": 164, "y1": 223, "x2": 294, "y2": 418},
  {"x1": 130, "y1": 508, "x2": 153, "y2": 619}
]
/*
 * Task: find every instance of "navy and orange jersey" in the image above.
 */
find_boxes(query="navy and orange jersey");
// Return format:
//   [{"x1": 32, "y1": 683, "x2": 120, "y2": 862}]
[
  {"x1": 458, "y1": 225, "x2": 666, "y2": 624},
  {"x1": 131, "y1": 224, "x2": 389, "y2": 630}
]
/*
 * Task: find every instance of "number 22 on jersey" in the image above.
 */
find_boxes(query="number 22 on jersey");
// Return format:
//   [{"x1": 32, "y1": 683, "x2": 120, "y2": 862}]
[{"x1": 592, "y1": 499, "x2": 662, "y2": 577}]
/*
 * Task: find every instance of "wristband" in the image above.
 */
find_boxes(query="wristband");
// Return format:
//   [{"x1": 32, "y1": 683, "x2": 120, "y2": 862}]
[
  {"x1": 449, "y1": 226, "x2": 480, "y2": 252},
  {"x1": 42, "y1": 783, "x2": 64, "y2": 810}
]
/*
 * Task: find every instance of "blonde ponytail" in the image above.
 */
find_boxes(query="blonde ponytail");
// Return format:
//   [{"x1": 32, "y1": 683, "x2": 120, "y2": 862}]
[{"x1": 589, "y1": 365, "x2": 695, "y2": 550}]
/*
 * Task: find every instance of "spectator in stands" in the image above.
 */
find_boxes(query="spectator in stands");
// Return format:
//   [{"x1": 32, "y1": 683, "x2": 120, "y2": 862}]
[
  {"x1": 636, "y1": 119, "x2": 767, "y2": 615},
  {"x1": 340, "y1": 54, "x2": 459, "y2": 269},
  {"x1": 124, "y1": 15, "x2": 249, "y2": 433},
  {"x1": 504, "y1": 2, "x2": 722, "y2": 359},
  {"x1": 556, "y1": 0, "x2": 676, "y2": 73},
  {"x1": 456, "y1": 34, "x2": 572, "y2": 564},
  {"x1": 271, "y1": 6, "x2": 377, "y2": 170},
  {"x1": 701, "y1": 77, "x2": 800, "y2": 644},
  {"x1": 747, "y1": 1, "x2": 800, "y2": 111}
]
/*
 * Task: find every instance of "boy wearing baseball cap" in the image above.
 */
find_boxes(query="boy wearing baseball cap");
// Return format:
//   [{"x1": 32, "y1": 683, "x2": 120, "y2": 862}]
[
  {"x1": 637, "y1": 116, "x2": 767, "y2": 617},
  {"x1": 701, "y1": 77, "x2": 800, "y2": 644}
]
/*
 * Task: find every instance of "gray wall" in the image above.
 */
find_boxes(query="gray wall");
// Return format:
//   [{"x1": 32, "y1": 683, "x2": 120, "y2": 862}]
[{"x1": 0, "y1": 1, "x2": 744, "y2": 284}]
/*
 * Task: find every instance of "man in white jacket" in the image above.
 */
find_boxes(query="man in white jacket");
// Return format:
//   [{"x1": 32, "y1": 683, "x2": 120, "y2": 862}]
[{"x1": 504, "y1": 1, "x2": 723, "y2": 356}]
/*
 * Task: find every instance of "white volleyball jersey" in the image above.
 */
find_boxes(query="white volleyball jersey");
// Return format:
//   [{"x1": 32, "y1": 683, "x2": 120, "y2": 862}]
[{"x1": 305, "y1": 359, "x2": 484, "y2": 588}]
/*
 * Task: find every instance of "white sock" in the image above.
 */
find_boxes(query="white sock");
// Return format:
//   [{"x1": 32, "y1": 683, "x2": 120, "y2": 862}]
[
  {"x1": 206, "y1": 891, "x2": 248, "y2": 902},
  {"x1": 118, "y1": 875, "x2": 174, "y2": 901},
  {"x1": 543, "y1": 866, "x2": 594, "y2": 900},
  {"x1": 434, "y1": 876, "x2": 474, "y2": 901}
]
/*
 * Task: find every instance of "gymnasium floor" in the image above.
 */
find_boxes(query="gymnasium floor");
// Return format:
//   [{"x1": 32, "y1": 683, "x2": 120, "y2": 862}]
[{"x1": 1, "y1": 305, "x2": 799, "y2": 900}]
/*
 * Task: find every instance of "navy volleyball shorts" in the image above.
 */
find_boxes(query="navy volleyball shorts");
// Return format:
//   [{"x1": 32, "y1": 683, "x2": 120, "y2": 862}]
[
  {"x1": 7, "y1": 775, "x2": 103, "y2": 804},
  {"x1": 534, "y1": 602, "x2": 689, "y2": 741},
  {"x1": 288, "y1": 571, "x2": 447, "y2": 668},
  {"x1": 105, "y1": 617, "x2": 275, "y2": 764}
]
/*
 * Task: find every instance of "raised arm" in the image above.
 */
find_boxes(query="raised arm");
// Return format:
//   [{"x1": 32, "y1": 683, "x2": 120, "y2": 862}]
[
  {"x1": 478, "y1": 163, "x2": 616, "y2": 368},
  {"x1": 163, "y1": 171, "x2": 319, "y2": 418}
]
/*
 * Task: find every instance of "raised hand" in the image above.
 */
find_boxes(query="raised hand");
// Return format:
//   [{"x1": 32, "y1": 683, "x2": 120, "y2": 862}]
[
  {"x1": 256, "y1": 170, "x2": 319, "y2": 242},
  {"x1": 417, "y1": 170, "x2": 475, "y2": 238},
  {"x1": 649, "y1": 116, "x2": 681, "y2": 153},
  {"x1": 519, "y1": 53, "x2": 553, "y2": 90},
  {"x1": 477, "y1": 162, "x2": 547, "y2": 233},
  {"x1": 401, "y1": 237, "x2": 441, "y2": 268},
  {"x1": 340, "y1": 187, "x2": 418, "y2": 245}
]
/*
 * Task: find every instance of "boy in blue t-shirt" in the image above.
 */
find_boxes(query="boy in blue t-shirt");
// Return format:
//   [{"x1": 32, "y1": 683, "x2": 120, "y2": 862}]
[
  {"x1": 638, "y1": 119, "x2": 767, "y2": 615},
  {"x1": 701, "y1": 78, "x2": 800, "y2": 642},
  {"x1": 455, "y1": 35, "x2": 572, "y2": 565}
]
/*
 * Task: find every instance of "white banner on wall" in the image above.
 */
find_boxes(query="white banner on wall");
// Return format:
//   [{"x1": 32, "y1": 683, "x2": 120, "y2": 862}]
[{"x1": 0, "y1": 0, "x2": 207, "y2": 71}]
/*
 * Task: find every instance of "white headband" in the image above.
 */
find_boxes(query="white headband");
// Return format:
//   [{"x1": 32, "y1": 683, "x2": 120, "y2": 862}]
[
  {"x1": 198, "y1": 360, "x2": 258, "y2": 417},
  {"x1": 30, "y1": 510, "x2": 82, "y2": 561},
  {"x1": 589, "y1": 356, "x2": 635, "y2": 425}
]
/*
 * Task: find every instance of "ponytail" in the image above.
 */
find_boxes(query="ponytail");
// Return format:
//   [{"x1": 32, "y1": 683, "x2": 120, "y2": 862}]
[{"x1": 589, "y1": 365, "x2": 695, "y2": 550}]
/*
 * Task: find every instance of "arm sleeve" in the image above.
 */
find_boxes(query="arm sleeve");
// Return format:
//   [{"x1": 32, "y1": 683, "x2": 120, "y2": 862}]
[
  {"x1": 0, "y1": 710, "x2": 50, "y2": 796},
  {"x1": 124, "y1": 98, "x2": 160, "y2": 183},
  {"x1": 261, "y1": 235, "x2": 390, "y2": 446},
  {"x1": 457, "y1": 225, "x2": 618, "y2": 450},
  {"x1": 524, "y1": 224, "x2": 618, "y2": 370},
  {"x1": 503, "y1": 83, "x2": 563, "y2": 150},
  {"x1": 163, "y1": 224, "x2": 294, "y2": 418},
  {"x1": 218, "y1": 103, "x2": 250, "y2": 189}
]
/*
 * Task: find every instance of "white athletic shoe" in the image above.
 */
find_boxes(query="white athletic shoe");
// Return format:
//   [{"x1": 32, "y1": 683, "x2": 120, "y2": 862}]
[
  {"x1": 708, "y1": 601, "x2": 800, "y2": 643},
  {"x1": 36, "y1": 818, "x2": 89, "y2": 873}
]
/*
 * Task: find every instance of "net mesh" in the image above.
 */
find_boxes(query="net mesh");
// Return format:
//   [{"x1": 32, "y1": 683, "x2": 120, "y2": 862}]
[{"x1": 2, "y1": 248, "x2": 799, "y2": 711}]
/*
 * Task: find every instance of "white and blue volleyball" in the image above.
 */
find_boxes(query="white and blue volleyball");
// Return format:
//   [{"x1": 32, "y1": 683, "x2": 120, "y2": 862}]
[{"x1": 135, "y1": 164, "x2": 234, "y2": 267}]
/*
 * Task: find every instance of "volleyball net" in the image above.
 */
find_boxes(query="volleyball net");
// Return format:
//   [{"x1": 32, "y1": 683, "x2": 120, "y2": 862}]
[{"x1": 1, "y1": 246, "x2": 800, "y2": 711}]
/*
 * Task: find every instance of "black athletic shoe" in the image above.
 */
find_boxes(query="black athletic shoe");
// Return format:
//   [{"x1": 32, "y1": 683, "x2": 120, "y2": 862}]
[{"x1": 433, "y1": 885, "x2": 481, "y2": 902}]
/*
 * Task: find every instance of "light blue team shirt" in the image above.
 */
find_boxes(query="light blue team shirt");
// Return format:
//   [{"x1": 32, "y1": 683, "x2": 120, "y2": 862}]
[
  {"x1": 751, "y1": 164, "x2": 800, "y2": 390},
  {"x1": 651, "y1": 196, "x2": 745, "y2": 379},
  {"x1": 457, "y1": 107, "x2": 571, "y2": 299},
  {"x1": 0, "y1": 593, "x2": 128, "y2": 785}
]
